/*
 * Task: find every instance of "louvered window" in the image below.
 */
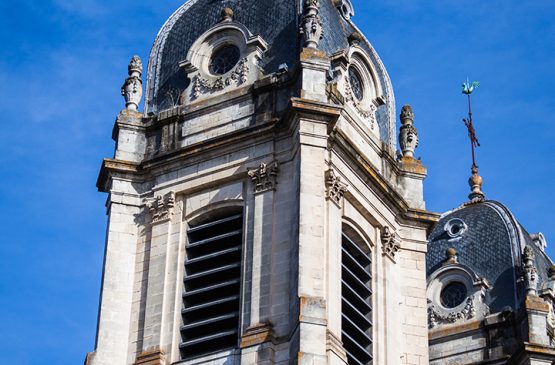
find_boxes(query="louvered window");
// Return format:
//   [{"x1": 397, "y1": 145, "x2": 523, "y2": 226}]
[
  {"x1": 341, "y1": 231, "x2": 373, "y2": 365},
  {"x1": 180, "y1": 212, "x2": 243, "y2": 360}
]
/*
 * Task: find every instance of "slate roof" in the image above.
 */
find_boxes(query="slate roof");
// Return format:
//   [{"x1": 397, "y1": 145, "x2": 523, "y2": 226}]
[
  {"x1": 144, "y1": 0, "x2": 396, "y2": 147},
  {"x1": 427, "y1": 200, "x2": 552, "y2": 312}
]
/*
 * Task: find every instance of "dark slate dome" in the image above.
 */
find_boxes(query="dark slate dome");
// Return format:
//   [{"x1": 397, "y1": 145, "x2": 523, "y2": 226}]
[
  {"x1": 144, "y1": 0, "x2": 396, "y2": 146},
  {"x1": 427, "y1": 200, "x2": 553, "y2": 313}
]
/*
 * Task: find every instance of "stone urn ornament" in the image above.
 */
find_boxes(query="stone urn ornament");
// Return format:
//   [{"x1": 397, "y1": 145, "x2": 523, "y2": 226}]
[
  {"x1": 121, "y1": 55, "x2": 143, "y2": 111},
  {"x1": 300, "y1": 0, "x2": 324, "y2": 49}
]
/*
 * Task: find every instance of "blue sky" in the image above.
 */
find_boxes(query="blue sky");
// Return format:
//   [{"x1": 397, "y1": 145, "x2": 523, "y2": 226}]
[{"x1": 0, "y1": 1, "x2": 553, "y2": 364}]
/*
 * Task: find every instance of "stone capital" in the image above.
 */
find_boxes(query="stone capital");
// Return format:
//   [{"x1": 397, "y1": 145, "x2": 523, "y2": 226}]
[
  {"x1": 248, "y1": 161, "x2": 279, "y2": 194},
  {"x1": 145, "y1": 192, "x2": 175, "y2": 224},
  {"x1": 325, "y1": 169, "x2": 348, "y2": 207}
]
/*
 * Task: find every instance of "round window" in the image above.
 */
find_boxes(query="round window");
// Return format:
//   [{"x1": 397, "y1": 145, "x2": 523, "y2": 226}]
[
  {"x1": 440, "y1": 282, "x2": 468, "y2": 308},
  {"x1": 348, "y1": 67, "x2": 364, "y2": 101},
  {"x1": 445, "y1": 218, "x2": 467, "y2": 239},
  {"x1": 209, "y1": 45, "x2": 240, "y2": 75}
]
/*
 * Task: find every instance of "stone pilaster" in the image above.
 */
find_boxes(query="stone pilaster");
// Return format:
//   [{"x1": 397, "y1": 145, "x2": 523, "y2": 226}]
[
  {"x1": 141, "y1": 191, "x2": 180, "y2": 357},
  {"x1": 89, "y1": 181, "x2": 142, "y2": 365},
  {"x1": 325, "y1": 169, "x2": 347, "y2": 364}
]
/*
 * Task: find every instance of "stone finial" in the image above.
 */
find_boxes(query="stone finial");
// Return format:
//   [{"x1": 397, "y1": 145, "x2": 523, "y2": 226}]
[
  {"x1": 325, "y1": 169, "x2": 348, "y2": 206},
  {"x1": 381, "y1": 227, "x2": 401, "y2": 260},
  {"x1": 348, "y1": 31, "x2": 363, "y2": 45},
  {"x1": 300, "y1": 0, "x2": 324, "y2": 49},
  {"x1": 522, "y1": 245, "x2": 538, "y2": 296},
  {"x1": 399, "y1": 104, "x2": 419, "y2": 158},
  {"x1": 220, "y1": 7, "x2": 234, "y2": 22},
  {"x1": 444, "y1": 247, "x2": 458, "y2": 265},
  {"x1": 248, "y1": 161, "x2": 279, "y2": 194},
  {"x1": 121, "y1": 55, "x2": 143, "y2": 111},
  {"x1": 468, "y1": 165, "x2": 485, "y2": 203}
]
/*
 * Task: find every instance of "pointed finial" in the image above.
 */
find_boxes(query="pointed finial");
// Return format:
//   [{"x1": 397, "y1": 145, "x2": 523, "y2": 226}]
[
  {"x1": 300, "y1": 0, "x2": 324, "y2": 49},
  {"x1": 121, "y1": 55, "x2": 143, "y2": 111},
  {"x1": 399, "y1": 104, "x2": 419, "y2": 158},
  {"x1": 444, "y1": 247, "x2": 458, "y2": 265},
  {"x1": 220, "y1": 7, "x2": 234, "y2": 22}
]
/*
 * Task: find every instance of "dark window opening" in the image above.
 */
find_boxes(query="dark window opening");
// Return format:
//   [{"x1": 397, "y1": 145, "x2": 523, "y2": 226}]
[
  {"x1": 180, "y1": 212, "x2": 243, "y2": 360},
  {"x1": 348, "y1": 67, "x2": 364, "y2": 101},
  {"x1": 440, "y1": 282, "x2": 467, "y2": 309},
  {"x1": 342, "y1": 231, "x2": 373, "y2": 365},
  {"x1": 209, "y1": 45, "x2": 240, "y2": 75}
]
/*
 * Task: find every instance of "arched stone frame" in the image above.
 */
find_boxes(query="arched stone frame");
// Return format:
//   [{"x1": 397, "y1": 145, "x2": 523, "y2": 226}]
[
  {"x1": 335, "y1": 45, "x2": 386, "y2": 138},
  {"x1": 178, "y1": 21, "x2": 268, "y2": 103},
  {"x1": 342, "y1": 217, "x2": 375, "y2": 254},
  {"x1": 427, "y1": 264, "x2": 490, "y2": 329}
]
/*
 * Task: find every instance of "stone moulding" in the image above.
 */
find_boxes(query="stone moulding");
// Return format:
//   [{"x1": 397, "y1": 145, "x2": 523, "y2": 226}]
[
  {"x1": 145, "y1": 191, "x2": 176, "y2": 224},
  {"x1": 248, "y1": 161, "x2": 279, "y2": 194},
  {"x1": 325, "y1": 169, "x2": 348, "y2": 207}
]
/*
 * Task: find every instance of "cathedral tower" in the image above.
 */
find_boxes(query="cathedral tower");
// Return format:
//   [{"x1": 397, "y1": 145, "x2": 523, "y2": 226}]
[{"x1": 87, "y1": 1, "x2": 437, "y2": 364}]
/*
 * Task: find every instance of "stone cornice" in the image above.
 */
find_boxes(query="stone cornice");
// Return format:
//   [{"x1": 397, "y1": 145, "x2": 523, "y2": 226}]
[
  {"x1": 332, "y1": 131, "x2": 439, "y2": 227},
  {"x1": 97, "y1": 158, "x2": 141, "y2": 192}
]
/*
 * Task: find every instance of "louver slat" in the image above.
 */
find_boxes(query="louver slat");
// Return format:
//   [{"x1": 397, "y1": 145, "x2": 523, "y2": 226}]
[
  {"x1": 180, "y1": 213, "x2": 243, "y2": 360},
  {"x1": 341, "y1": 231, "x2": 373, "y2": 365}
]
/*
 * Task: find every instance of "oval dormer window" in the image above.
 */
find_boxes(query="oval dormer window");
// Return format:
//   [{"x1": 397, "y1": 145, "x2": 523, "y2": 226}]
[
  {"x1": 348, "y1": 67, "x2": 364, "y2": 101},
  {"x1": 209, "y1": 44, "x2": 241, "y2": 75},
  {"x1": 440, "y1": 282, "x2": 467, "y2": 308}
]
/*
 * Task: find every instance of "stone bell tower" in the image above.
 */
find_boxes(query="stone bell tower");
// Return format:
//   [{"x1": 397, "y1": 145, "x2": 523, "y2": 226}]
[{"x1": 86, "y1": 1, "x2": 437, "y2": 365}]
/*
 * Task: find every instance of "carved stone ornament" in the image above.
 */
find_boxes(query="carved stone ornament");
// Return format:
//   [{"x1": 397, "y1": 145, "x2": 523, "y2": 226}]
[
  {"x1": 399, "y1": 104, "x2": 419, "y2": 158},
  {"x1": 300, "y1": 0, "x2": 324, "y2": 49},
  {"x1": 191, "y1": 58, "x2": 249, "y2": 99},
  {"x1": 146, "y1": 192, "x2": 175, "y2": 224},
  {"x1": 522, "y1": 245, "x2": 538, "y2": 296},
  {"x1": 428, "y1": 297, "x2": 483, "y2": 329},
  {"x1": 344, "y1": 74, "x2": 377, "y2": 128},
  {"x1": 325, "y1": 169, "x2": 348, "y2": 206},
  {"x1": 248, "y1": 161, "x2": 279, "y2": 193},
  {"x1": 121, "y1": 55, "x2": 143, "y2": 111},
  {"x1": 381, "y1": 227, "x2": 401, "y2": 259}
]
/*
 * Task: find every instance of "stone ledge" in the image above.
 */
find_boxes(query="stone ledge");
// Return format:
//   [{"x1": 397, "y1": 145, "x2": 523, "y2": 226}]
[
  {"x1": 240, "y1": 322, "x2": 274, "y2": 348},
  {"x1": 133, "y1": 349, "x2": 165, "y2": 365}
]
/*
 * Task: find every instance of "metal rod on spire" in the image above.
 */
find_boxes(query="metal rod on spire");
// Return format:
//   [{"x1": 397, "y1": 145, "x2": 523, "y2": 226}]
[{"x1": 461, "y1": 78, "x2": 485, "y2": 203}]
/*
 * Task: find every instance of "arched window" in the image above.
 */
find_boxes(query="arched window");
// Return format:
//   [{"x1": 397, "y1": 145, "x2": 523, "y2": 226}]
[
  {"x1": 180, "y1": 209, "x2": 244, "y2": 359},
  {"x1": 341, "y1": 228, "x2": 373, "y2": 364}
]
